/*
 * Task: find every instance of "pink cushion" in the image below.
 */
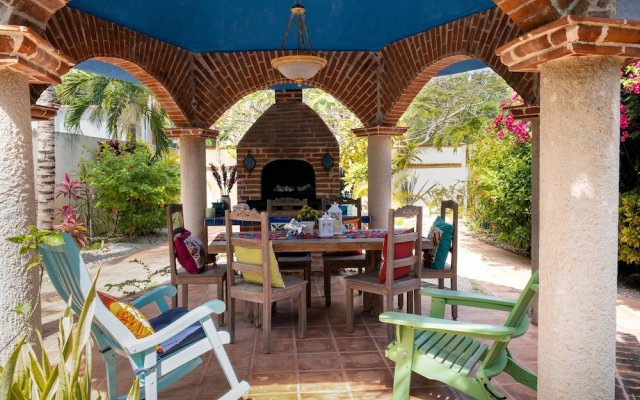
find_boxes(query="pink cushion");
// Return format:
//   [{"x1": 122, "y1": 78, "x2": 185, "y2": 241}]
[{"x1": 174, "y1": 229, "x2": 205, "y2": 274}]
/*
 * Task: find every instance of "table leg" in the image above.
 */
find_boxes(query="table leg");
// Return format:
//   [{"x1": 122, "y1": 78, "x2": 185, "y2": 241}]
[{"x1": 362, "y1": 250, "x2": 382, "y2": 314}]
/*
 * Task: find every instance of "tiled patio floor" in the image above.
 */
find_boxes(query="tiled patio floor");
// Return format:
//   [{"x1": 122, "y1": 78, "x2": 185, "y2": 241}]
[{"x1": 87, "y1": 272, "x2": 538, "y2": 400}]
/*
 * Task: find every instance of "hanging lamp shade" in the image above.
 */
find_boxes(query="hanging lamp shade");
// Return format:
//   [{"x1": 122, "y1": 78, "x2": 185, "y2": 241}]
[{"x1": 271, "y1": 2, "x2": 327, "y2": 85}]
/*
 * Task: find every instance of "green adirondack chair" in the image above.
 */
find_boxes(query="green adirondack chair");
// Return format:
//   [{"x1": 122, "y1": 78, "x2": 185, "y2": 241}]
[{"x1": 380, "y1": 270, "x2": 539, "y2": 400}]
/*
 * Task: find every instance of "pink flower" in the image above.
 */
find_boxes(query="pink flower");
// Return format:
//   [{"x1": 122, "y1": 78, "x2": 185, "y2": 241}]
[{"x1": 621, "y1": 131, "x2": 629, "y2": 142}]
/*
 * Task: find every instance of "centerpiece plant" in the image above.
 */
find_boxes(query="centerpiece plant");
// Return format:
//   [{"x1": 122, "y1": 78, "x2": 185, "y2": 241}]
[{"x1": 297, "y1": 206, "x2": 321, "y2": 234}]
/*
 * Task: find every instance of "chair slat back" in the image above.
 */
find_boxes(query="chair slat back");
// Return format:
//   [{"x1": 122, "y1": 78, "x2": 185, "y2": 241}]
[
  {"x1": 225, "y1": 209, "x2": 272, "y2": 291},
  {"x1": 322, "y1": 197, "x2": 362, "y2": 229},
  {"x1": 267, "y1": 198, "x2": 307, "y2": 218},
  {"x1": 440, "y1": 200, "x2": 458, "y2": 274},
  {"x1": 39, "y1": 233, "x2": 136, "y2": 354},
  {"x1": 385, "y1": 205, "x2": 423, "y2": 286},
  {"x1": 480, "y1": 270, "x2": 539, "y2": 370},
  {"x1": 166, "y1": 204, "x2": 184, "y2": 283}
]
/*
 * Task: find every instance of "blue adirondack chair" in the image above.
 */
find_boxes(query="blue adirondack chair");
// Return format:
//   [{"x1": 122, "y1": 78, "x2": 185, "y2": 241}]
[
  {"x1": 380, "y1": 270, "x2": 539, "y2": 400},
  {"x1": 39, "y1": 232, "x2": 249, "y2": 400}
]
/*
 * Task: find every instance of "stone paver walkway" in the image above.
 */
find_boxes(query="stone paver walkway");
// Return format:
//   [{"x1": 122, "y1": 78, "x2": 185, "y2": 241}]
[{"x1": 38, "y1": 223, "x2": 640, "y2": 399}]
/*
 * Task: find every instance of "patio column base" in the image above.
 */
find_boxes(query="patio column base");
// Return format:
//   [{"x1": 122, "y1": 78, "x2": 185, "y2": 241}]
[{"x1": 166, "y1": 128, "x2": 218, "y2": 245}]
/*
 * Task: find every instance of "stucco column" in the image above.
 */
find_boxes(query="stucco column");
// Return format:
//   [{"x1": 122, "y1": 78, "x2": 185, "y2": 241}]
[
  {"x1": 166, "y1": 128, "x2": 218, "y2": 245},
  {"x1": 0, "y1": 27, "x2": 72, "y2": 362},
  {"x1": 353, "y1": 126, "x2": 406, "y2": 229},
  {"x1": 497, "y1": 17, "x2": 640, "y2": 399}
]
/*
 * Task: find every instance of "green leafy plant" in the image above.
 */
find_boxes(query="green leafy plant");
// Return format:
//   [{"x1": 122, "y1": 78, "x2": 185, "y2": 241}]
[
  {"x1": 0, "y1": 273, "x2": 140, "y2": 400},
  {"x1": 619, "y1": 190, "x2": 640, "y2": 266},
  {"x1": 104, "y1": 259, "x2": 170, "y2": 296},
  {"x1": 87, "y1": 142, "x2": 180, "y2": 236},
  {"x1": 297, "y1": 205, "x2": 321, "y2": 221}
]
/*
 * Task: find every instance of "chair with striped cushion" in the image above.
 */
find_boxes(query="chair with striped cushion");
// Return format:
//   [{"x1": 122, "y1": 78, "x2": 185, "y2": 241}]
[{"x1": 39, "y1": 233, "x2": 249, "y2": 400}]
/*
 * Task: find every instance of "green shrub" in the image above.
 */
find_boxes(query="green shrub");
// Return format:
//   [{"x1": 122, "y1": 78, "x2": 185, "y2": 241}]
[
  {"x1": 88, "y1": 141, "x2": 180, "y2": 236},
  {"x1": 619, "y1": 190, "x2": 640, "y2": 265},
  {"x1": 467, "y1": 134, "x2": 532, "y2": 250}
]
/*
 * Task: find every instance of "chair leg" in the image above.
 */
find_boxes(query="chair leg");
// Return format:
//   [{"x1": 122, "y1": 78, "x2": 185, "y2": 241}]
[
  {"x1": 298, "y1": 289, "x2": 307, "y2": 338},
  {"x1": 451, "y1": 277, "x2": 458, "y2": 320},
  {"x1": 346, "y1": 284, "x2": 354, "y2": 332},
  {"x1": 216, "y1": 278, "x2": 224, "y2": 326},
  {"x1": 181, "y1": 284, "x2": 189, "y2": 308},
  {"x1": 406, "y1": 293, "x2": 413, "y2": 314},
  {"x1": 262, "y1": 301, "x2": 272, "y2": 354},
  {"x1": 304, "y1": 264, "x2": 311, "y2": 307},
  {"x1": 229, "y1": 298, "x2": 236, "y2": 344},
  {"x1": 324, "y1": 264, "x2": 332, "y2": 307},
  {"x1": 142, "y1": 353, "x2": 159, "y2": 400},
  {"x1": 102, "y1": 348, "x2": 118, "y2": 399},
  {"x1": 438, "y1": 278, "x2": 444, "y2": 289},
  {"x1": 397, "y1": 294, "x2": 403, "y2": 310},
  {"x1": 413, "y1": 288, "x2": 421, "y2": 315},
  {"x1": 171, "y1": 284, "x2": 178, "y2": 308},
  {"x1": 384, "y1": 295, "x2": 394, "y2": 341}
]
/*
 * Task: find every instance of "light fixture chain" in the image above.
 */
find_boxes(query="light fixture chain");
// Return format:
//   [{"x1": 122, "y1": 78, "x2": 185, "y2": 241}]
[
  {"x1": 280, "y1": 13, "x2": 295, "y2": 51},
  {"x1": 301, "y1": 14, "x2": 313, "y2": 51}
]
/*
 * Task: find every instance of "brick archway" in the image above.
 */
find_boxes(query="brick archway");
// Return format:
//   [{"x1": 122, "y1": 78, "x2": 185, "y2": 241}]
[
  {"x1": 43, "y1": 7, "x2": 192, "y2": 127},
  {"x1": 379, "y1": 7, "x2": 538, "y2": 125},
  {"x1": 193, "y1": 51, "x2": 379, "y2": 128}
]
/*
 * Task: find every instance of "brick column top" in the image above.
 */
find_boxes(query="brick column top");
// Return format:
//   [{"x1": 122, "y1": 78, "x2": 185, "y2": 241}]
[
  {"x1": 504, "y1": 105, "x2": 540, "y2": 120},
  {"x1": 165, "y1": 127, "x2": 219, "y2": 139},
  {"x1": 30, "y1": 104, "x2": 56, "y2": 121},
  {"x1": 496, "y1": 16, "x2": 640, "y2": 72},
  {"x1": 352, "y1": 125, "x2": 407, "y2": 137},
  {"x1": 0, "y1": 25, "x2": 74, "y2": 83}
]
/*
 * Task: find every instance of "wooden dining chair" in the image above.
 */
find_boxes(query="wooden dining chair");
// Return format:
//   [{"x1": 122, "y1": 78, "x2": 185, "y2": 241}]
[
  {"x1": 267, "y1": 197, "x2": 312, "y2": 306},
  {"x1": 321, "y1": 197, "x2": 367, "y2": 307},
  {"x1": 345, "y1": 205, "x2": 423, "y2": 340},
  {"x1": 422, "y1": 200, "x2": 459, "y2": 319},
  {"x1": 225, "y1": 209, "x2": 307, "y2": 354},
  {"x1": 167, "y1": 204, "x2": 226, "y2": 325}
]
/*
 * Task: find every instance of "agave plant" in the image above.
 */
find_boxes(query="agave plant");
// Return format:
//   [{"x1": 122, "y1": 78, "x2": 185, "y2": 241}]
[{"x1": 0, "y1": 273, "x2": 139, "y2": 400}]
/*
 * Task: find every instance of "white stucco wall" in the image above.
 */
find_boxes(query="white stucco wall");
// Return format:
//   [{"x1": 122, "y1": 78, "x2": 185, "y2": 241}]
[
  {"x1": 407, "y1": 145, "x2": 467, "y2": 198},
  {"x1": 53, "y1": 106, "x2": 154, "y2": 143},
  {"x1": 205, "y1": 147, "x2": 238, "y2": 207}
]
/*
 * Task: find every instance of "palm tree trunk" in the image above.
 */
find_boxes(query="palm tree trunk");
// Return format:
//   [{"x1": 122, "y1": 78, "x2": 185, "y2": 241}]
[{"x1": 35, "y1": 86, "x2": 57, "y2": 230}]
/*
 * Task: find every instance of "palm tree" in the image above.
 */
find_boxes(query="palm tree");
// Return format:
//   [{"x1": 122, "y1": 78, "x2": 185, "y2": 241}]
[
  {"x1": 55, "y1": 70, "x2": 171, "y2": 156},
  {"x1": 35, "y1": 85, "x2": 57, "y2": 230}
]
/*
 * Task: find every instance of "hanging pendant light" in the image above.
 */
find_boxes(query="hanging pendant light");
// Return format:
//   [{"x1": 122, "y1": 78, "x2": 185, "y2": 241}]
[{"x1": 271, "y1": 2, "x2": 327, "y2": 85}]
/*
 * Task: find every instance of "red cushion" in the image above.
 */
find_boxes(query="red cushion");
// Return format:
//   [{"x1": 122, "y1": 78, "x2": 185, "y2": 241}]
[
  {"x1": 174, "y1": 229, "x2": 205, "y2": 274},
  {"x1": 379, "y1": 230, "x2": 414, "y2": 283}
]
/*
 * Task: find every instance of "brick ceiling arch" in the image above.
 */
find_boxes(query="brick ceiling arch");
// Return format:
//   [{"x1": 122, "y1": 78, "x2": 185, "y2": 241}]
[
  {"x1": 43, "y1": 7, "x2": 192, "y2": 127},
  {"x1": 379, "y1": 7, "x2": 539, "y2": 125},
  {"x1": 193, "y1": 51, "x2": 378, "y2": 128}
]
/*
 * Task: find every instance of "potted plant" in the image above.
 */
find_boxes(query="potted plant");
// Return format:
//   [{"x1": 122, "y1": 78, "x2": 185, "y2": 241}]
[{"x1": 297, "y1": 205, "x2": 320, "y2": 234}]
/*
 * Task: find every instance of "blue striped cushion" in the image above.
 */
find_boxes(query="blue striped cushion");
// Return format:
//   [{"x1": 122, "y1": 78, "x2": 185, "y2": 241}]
[{"x1": 148, "y1": 308, "x2": 205, "y2": 357}]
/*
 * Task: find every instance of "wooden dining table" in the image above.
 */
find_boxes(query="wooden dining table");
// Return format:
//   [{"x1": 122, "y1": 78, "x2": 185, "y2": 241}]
[{"x1": 208, "y1": 229, "x2": 434, "y2": 313}]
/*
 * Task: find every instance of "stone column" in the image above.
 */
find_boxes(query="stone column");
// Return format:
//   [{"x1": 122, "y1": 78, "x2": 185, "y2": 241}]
[
  {"x1": 497, "y1": 17, "x2": 640, "y2": 399},
  {"x1": 508, "y1": 105, "x2": 540, "y2": 325},
  {"x1": 0, "y1": 26, "x2": 73, "y2": 362},
  {"x1": 166, "y1": 128, "x2": 218, "y2": 245},
  {"x1": 352, "y1": 126, "x2": 406, "y2": 229}
]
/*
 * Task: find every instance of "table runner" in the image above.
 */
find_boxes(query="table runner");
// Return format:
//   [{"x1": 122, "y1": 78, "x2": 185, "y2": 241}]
[{"x1": 213, "y1": 229, "x2": 388, "y2": 241}]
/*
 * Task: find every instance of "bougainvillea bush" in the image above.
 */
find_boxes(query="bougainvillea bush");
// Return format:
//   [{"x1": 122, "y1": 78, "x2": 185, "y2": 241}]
[
  {"x1": 467, "y1": 95, "x2": 532, "y2": 250},
  {"x1": 88, "y1": 142, "x2": 180, "y2": 236}
]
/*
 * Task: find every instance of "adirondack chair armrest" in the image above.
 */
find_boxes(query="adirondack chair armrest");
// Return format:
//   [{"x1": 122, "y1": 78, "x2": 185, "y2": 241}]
[
  {"x1": 124, "y1": 299, "x2": 226, "y2": 354},
  {"x1": 421, "y1": 287, "x2": 517, "y2": 311},
  {"x1": 379, "y1": 311, "x2": 516, "y2": 342},
  {"x1": 130, "y1": 285, "x2": 177, "y2": 313}
]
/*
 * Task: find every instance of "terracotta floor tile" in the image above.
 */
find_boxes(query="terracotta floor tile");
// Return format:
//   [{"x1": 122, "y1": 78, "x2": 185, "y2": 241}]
[
  {"x1": 249, "y1": 393, "x2": 298, "y2": 400},
  {"x1": 254, "y1": 338, "x2": 296, "y2": 354},
  {"x1": 257, "y1": 327, "x2": 295, "y2": 340},
  {"x1": 297, "y1": 337, "x2": 337, "y2": 353},
  {"x1": 496, "y1": 383, "x2": 537, "y2": 400},
  {"x1": 299, "y1": 370, "x2": 348, "y2": 392},
  {"x1": 332, "y1": 325, "x2": 370, "y2": 338},
  {"x1": 344, "y1": 369, "x2": 393, "y2": 391},
  {"x1": 365, "y1": 323, "x2": 390, "y2": 337},
  {"x1": 334, "y1": 337, "x2": 379, "y2": 352},
  {"x1": 249, "y1": 372, "x2": 298, "y2": 394},
  {"x1": 340, "y1": 351, "x2": 387, "y2": 370},
  {"x1": 300, "y1": 391, "x2": 352, "y2": 399},
  {"x1": 351, "y1": 389, "x2": 394, "y2": 399},
  {"x1": 252, "y1": 354, "x2": 297, "y2": 374},
  {"x1": 298, "y1": 352, "x2": 341, "y2": 371},
  {"x1": 305, "y1": 326, "x2": 333, "y2": 339},
  {"x1": 409, "y1": 386, "x2": 459, "y2": 399}
]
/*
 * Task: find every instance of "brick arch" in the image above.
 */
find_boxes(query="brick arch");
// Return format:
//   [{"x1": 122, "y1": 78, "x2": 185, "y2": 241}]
[
  {"x1": 193, "y1": 51, "x2": 379, "y2": 128},
  {"x1": 43, "y1": 7, "x2": 193, "y2": 127},
  {"x1": 379, "y1": 7, "x2": 539, "y2": 125}
]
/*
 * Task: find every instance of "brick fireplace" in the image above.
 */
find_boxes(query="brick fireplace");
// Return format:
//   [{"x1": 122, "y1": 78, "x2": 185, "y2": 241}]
[{"x1": 236, "y1": 89, "x2": 340, "y2": 210}]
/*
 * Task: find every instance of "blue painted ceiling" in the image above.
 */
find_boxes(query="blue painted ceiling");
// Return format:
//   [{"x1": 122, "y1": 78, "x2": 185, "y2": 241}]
[{"x1": 66, "y1": 0, "x2": 496, "y2": 53}]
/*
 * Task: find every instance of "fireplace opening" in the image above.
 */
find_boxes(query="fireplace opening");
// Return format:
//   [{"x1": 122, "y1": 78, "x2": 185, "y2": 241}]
[{"x1": 261, "y1": 160, "x2": 316, "y2": 201}]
